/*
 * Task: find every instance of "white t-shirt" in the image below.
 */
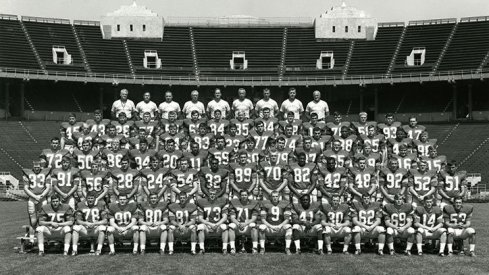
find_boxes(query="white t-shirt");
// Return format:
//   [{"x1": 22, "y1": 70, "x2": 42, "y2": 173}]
[
  {"x1": 280, "y1": 99, "x2": 304, "y2": 120},
  {"x1": 255, "y1": 98, "x2": 279, "y2": 118},
  {"x1": 111, "y1": 99, "x2": 136, "y2": 119},
  {"x1": 182, "y1": 101, "x2": 206, "y2": 119},
  {"x1": 206, "y1": 99, "x2": 230, "y2": 118},
  {"x1": 158, "y1": 101, "x2": 181, "y2": 119},
  {"x1": 232, "y1": 98, "x2": 254, "y2": 118},
  {"x1": 136, "y1": 100, "x2": 158, "y2": 119},
  {"x1": 306, "y1": 100, "x2": 329, "y2": 120}
]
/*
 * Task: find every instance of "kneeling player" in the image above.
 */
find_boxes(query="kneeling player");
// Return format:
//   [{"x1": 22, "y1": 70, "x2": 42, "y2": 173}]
[
  {"x1": 72, "y1": 192, "x2": 108, "y2": 255},
  {"x1": 320, "y1": 194, "x2": 352, "y2": 254},
  {"x1": 259, "y1": 191, "x2": 293, "y2": 254},
  {"x1": 383, "y1": 194, "x2": 415, "y2": 255},
  {"x1": 444, "y1": 197, "x2": 476, "y2": 256},
  {"x1": 138, "y1": 193, "x2": 169, "y2": 255},
  {"x1": 352, "y1": 194, "x2": 386, "y2": 255},
  {"x1": 36, "y1": 194, "x2": 74, "y2": 256},
  {"x1": 107, "y1": 194, "x2": 139, "y2": 255},
  {"x1": 168, "y1": 192, "x2": 198, "y2": 254},
  {"x1": 228, "y1": 190, "x2": 260, "y2": 254},
  {"x1": 291, "y1": 194, "x2": 323, "y2": 254},
  {"x1": 413, "y1": 196, "x2": 447, "y2": 256},
  {"x1": 196, "y1": 191, "x2": 229, "y2": 254}
]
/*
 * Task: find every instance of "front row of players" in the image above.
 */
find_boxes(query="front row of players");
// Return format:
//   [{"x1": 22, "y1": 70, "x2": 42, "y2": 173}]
[{"x1": 36, "y1": 190, "x2": 476, "y2": 257}]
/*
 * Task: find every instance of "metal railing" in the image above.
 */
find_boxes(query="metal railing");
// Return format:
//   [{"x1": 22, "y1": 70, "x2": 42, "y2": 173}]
[{"x1": 165, "y1": 16, "x2": 313, "y2": 27}]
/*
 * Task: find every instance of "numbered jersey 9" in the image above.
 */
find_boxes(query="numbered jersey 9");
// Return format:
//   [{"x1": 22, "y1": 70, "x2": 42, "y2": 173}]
[{"x1": 260, "y1": 200, "x2": 291, "y2": 226}]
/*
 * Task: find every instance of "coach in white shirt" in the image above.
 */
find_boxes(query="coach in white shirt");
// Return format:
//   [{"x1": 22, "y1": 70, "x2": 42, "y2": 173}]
[
  {"x1": 111, "y1": 88, "x2": 136, "y2": 119},
  {"x1": 182, "y1": 90, "x2": 206, "y2": 119},
  {"x1": 206, "y1": 88, "x2": 230, "y2": 119},
  {"x1": 158, "y1": 91, "x2": 181, "y2": 119},
  {"x1": 232, "y1": 88, "x2": 254, "y2": 118},
  {"x1": 255, "y1": 88, "x2": 279, "y2": 118},
  {"x1": 136, "y1": 92, "x2": 158, "y2": 119},
  {"x1": 280, "y1": 87, "x2": 303, "y2": 120},
  {"x1": 306, "y1": 90, "x2": 330, "y2": 120}
]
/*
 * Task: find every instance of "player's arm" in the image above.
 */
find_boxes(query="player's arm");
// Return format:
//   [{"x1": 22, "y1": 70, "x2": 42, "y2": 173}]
[
  {"x1": 247, "y1": 171, "x2": 258, "y2": 194},
  {"x1": 348, "y1": 180, "x2": 363, "y2": 200},
  {"x1": 352, "y1": 214, "x2": 368, "y2": 230},
  {"x1": 229, "y1": 173, "x2": 241, "y2": 194},
  {"x1": 320, "y1": 211, "x2": 333, "y2": 227},
  {"x1": 127, "y1": 176, "x2": 140, "y2": 200},
  {"x1": 229, "y1": 209, "x2": 241, "y2": 226},
  {"x1": 214, "y1": 211, "x2": 228, "y2": 228},
  {"x1": 188, "y1": 176, "x2": 199, "y2": 197},
  {"x1": 198, "y1": 212, "x2": 213, "y2": 227},
  {"x1": 408, "y1": 177, "x2": 420, "y2": 200},
  {"x1": 367, "y1": 173, "x2": 378, "y2": 196},
  {"x1": 38, "y1": 211, "x2": 53, "y2": 227},
  {"x1": 383, "y1": 212, "x2": 398, "y2": 229},
  {"x1": 378, "y1": 176, "x2": 393, "y2": 202},
  {"x1": 413, "y1": 213, "x2": 429, "y2": 231},
  {"x1": 306, "y1": 173, "x2": 318, "y2": 195},
  {"x1": 421, "y1": 178, "x2": 437, "y2": 200},
  {"x1": 215, "y1": 174, "x2": 228, "y2": 198},
  {"x1": 94, "y1": 211, "x2": 109, "y2": 226},
  {"x1": 199, "y1": 173, "x2": 212, "y2": 198},
  {"x1": 399, "y1": 216, "x2": 413, "y2": 232},
  {"x1": 53, "y1": 179, "x2": 68, "y2": 198},
  {"x1": 24, "y1": 184, "x2": 40, "y2": 201},
  {"x1": 57, "y1": 210, "x2": 75, "y2": 227},
  {"x1": 287, "y1": 180, "x2": 301, "y2": 198},
  {"x1": 138, "y1": 214, "x2": 151, "y2": 226},
  {"x1": 437, "y1": 183, "x2": 451, "y2": 201}
]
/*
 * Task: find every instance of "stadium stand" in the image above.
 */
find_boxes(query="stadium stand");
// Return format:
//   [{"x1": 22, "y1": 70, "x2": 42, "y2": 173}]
[
  {"x1": 0, "y1": 16, "x2": 40, "y2": 70},
  {"x1": 22, "y1": 18, "x2": 87, "y2": 73}
]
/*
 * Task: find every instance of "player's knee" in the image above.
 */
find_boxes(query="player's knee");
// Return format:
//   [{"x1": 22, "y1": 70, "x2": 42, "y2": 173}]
[
  {"x1": 352, "y1": 226, "x2": 361, "y2": 233},
  {"x1": 323, "y1": 226, "x2": 331, "y2": 235},
  {"x1": 343, "y1": 227, "x2": 352, "y2": 234},
  {"x1": 292, "y1": 224, "x2": 301, "y2": 231},
  {"x1": 466, "y1": 228, "x2": 476, "y2": 235},
  {"x1": 139, "y1": 225, "x2": 148, "y2": 232},
  {"x1": 98, "y1": 225, "x2": 107, "y2": 232},
  {"x1": 72, "y1": 225, "x2": 82, "y2": 232},
  {"x1": 258, "y1": 224, "x2": 267, "y2": 232},
  {"x1": 131, "y1": 226, "x2": 139, "y2": 231},
  {"x1": 189, "y1": 225, "x2": 196, "y2": 231},
  {"x1": 228, "y1": 223, "x2": 237, "y2": 230},
  {"x1": 197, "y1": 224, "x2": 206, "y2": 231},
  {"x1": 107, "y1": 226, "x2": 115, "y2": 233},
  {"x1": 377, "y1": 226, "x2": 385, "y2": 233},
  {"x1": 62, "y1": 226, "x2": 72, "y2": 234},
  {"x1": 407, "y1": 227, "x2": 416, "y2": 235},
  {"x1": 249, "y1": 222, "x2": 256, "y2": 228},
  {"x1": 36, "y1": 226, "x2": 46, "y2": 234},
  {"x1": 283, "y1": 224, "x2": 292, "y2": 230},
  {"x1": 447, "y1": 228, "x2": 455, "y2": 235},
  {"x1": 417, "y1": 228, "x2": 425, "y2": 234},
  {"x1": 159, "y1": 224, "x2": 167, "y2": 231},
  {"x1": 168, "y1": 225, "x2": 176, "y2": 231},
  {"x1": 219, "y1": 224, "x2": 228, "y2": 231},
  {"x1": 386, "y1": 227, "x2": 394, "y2": 235}
]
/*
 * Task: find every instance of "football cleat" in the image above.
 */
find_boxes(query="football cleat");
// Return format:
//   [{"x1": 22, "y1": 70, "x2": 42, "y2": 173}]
[
  {"x1": 252, "y1": 248, "x2": 258, "y2": 255},
  {"x1": 354, "y1": 250, "x2": 361, "y2": 255},
  {"x1": 469, "y1": 251, "x2": 476, "y2": 257},
  {"x1": 159, "y1": 249, "x2": 165, "y2": 255},
  {"x1": 140, "y1": 249, "x2": 145, "y2": 255},
  {"x1": 132, "y1": 250, "x2": 138, "y2": 256},
  {"x1": 240, "y1": 247, "x2": 247, "y2": 254},
  {"x1": 377, "y1": 250, "x2": 384, "y2": 256},
  {"x1": 260, "y1": 248, "x2": 265, "y2": 255},
  {"x1": 458, "y1": 250, "x2": 465, "y2": 256},
  {"x1": 89, "y1": 249, "x2": 95, "y2": 254},
  {"x1": 343, "y1": 251, "x2": 350, "y2": 255},
  {"x1": 95, "y1": 250, "x2": 101, "y2": 256},
  {"x1": 389, "y1": 249, "x2": 395, "y2": 256},
  {"x1": 222, "y1": 249, "x2": 228, "y2": 255},
  {"x1": 447, "y1": 252, "x2": 453, "y2": 257},
  {"x1": 108, "y1": 251, "x2": 116, "y2": 256},
  {"x1": 404, "y1": 250, "x2": 411, "y2": 256},
  {"x1": 168, "y1": 250, "x2": 174, "y2": 256},
  {"x1": 285, "y1": 248, "x2": 292, "y2": 255},
  {"x1": 71, "y1": 251, "x2": 78, "y2": 256},
  {"x1": 327, "y1": 250, "x2": 333, "y2": 255},
  {"x1": 191, "y1": 250, "x2": 196, "y2": 256},
  {"x1": 199, "y1": 249, "x2": 205, "y2": 255},
  {"x1": 295, "y1": 249, "x2": 301, "y2": 255},
  {"x1": 439, "y1": 252, "x2": 446, "y2": 257},
  {"x1": 318, "y1": 249, "x2": 324, "y2": 255},
  {"x1": 63, "y1": 251, "x2": 69, "y2": 256},
  {"x1": 38, "y1": 251, "x2": 45, "y2": 257},
  {"x1": 230, "y1": 248, "x2": 236, "y2": 255},
  {"x1": 417, "y1": 251, "x2": 423, "y2": 256}
]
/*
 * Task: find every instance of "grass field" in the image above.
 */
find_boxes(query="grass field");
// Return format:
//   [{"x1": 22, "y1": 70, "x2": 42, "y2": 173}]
[{"x1": 1, "y1": 201, "x2": 488, "y2": 275}]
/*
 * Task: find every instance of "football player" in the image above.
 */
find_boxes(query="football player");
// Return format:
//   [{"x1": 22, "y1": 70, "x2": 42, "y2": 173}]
[
  {"x1": 444, "y1": 197, "x2": 476, "y2": 256},
  {"x1": 208, "y1": 109, "x2": 229, "y2": 136},
  {"x1": 311, "y1": 126, "x2": 331, "y2": 151},
  {"x1": 183, "y1": 141, "x2": 209, "y2": 171},
  {"x1": 135, "y1": 112, "x2": 159, "y2": 136},
  {"x1": 383, "y1": 194, "x2": 415, "y2": 255},
  {"x1": 392, "y1": 144, "x2": 417, "y2": 170},
  {"x1": 224, "y1": 123, "x2": 246, "y2": 151},
  {"x1": 317, "y1": 157, "x2": 347, "y2": 204},
  {"x1": 168, "y1": 192, "x2": 199, "y2": 254},
  {"x1": 408, "y1": 160, "x2": 437, "y2": 207},
  {"x1": 79, "y1": 162, "x2": 110, "y2": 203},
  {"x1": 230, "y1": 111, "x2": 254, "y2": 136},
  {"x1": 111, "y1": 112, "x2": 134, "y2": 138},
  {"x1": 110, "y1": 156, "x2": 140, "y2": 202},
  {"x1": 73, "y1": 139, "x2": 100, "y2": 170},
  {"x1": 196, "y1": 190, "x2": 229, "y2": 254},
  {"x1": 280, "y1": 124, "x2": 301, "y2": 151},
  {"x1": 333, "y1": 126, "x2": 358, "y2": 153},
  {"x1": 36, "y1": 194, "x2": 74, "y2": 256},
  {"x1": 102, "y1": 139, "x2": 128, "y2": 169},
  {"x1": 302, "y1": 112, "x2": 327, "y2": 137},
  {"x1": 290, "y1": 194, "x2": 323, "y2": 254},
  {"x1": 129, "y1": 138, "x2": 156, "y2": 170},
  {"x1": 322, "y1": 140, "x2": 350, "y2": 168},
  {"x1": 326, "y1": 112, "x2": 351, "y2": 136},
  {"x1": 294, "y1": 136, "x2": 321, "y2": 164},
  {"x1": 249, "y1": 120, "x2": 274, "y2": 151},
  {"x1": 288, "y1": 152, "x2": 318, "y2": 203},
  {"x1": 279, "y1": 111, "x2": 302, "y2": 136},
  {"x1": 199, "y1": 157, "x2": 229, "y2": 199},
  {"x1": 139, "y1": 157, "x2": 170, "y2": 201},
  {"x1": 190, "y1": 123, "x2": 214, "y2": 150},
  {"x1": 229, "y1": 151, "x2": 258, "y2": 199},
  {"x1": 413, "y1": 196, "x2": 447, "y2": 256},
  {"x1": 158, "y1": 139, "x2": 183, "y2": 169},
  {"x1": 377, "y1": 113, "x2": 401, "y2": 139},
  {"x1": 159, "y1": 123, "x2": 186, "y2": 149},
  {"x1": 86, "y1": 109, "x2": 111, "y2": 136},
  {"x1": 169, "y1": 158, "x2": 200, "y2": 202},
  {"x1": 259, "y1": 153, "x2": 289, "y2": 200},
  {"x1": 413, "y1": 131, "x2": 437, "y2": 158},
  {"x1": 51, "y1": 156, "x2": 80, "y2": 209},
  {"x1": 352, "y1": 112, "x2": 377, "y2": 136},
  {"x1": 160, "y1": 111, "x2": 184, "y2": 133},
  {"x1": 321, "y1": 194, "x2": 352, "y2": 254},
  {"x1": 438, "y1": 162, "x2": 467, "y2": 210},
  {"x1": 255, "y1": 107, "x2": 279, "y2": 132},
  {"x1": 100, "y1": 124, "x2": 124, "y2": 151},
  {"x1": 402, "y1": 116, "x2": 426, "y2": 140},
  {"x1": 351, "y1": 193, "x2": 386, "y2": 255},
  {"x1": 422, "y1": 146, "x2": 447, "y2": 173},
  {"x1": 228, "y1": 189, "x2": 260, "y2": 254},
  {"x1": 360, "y1": 125, "x2": 385, "y2": 155},
  {"x1": 184, "y1": 110, "x2": 206, "y2": 135},
  {"x1": 378, "y1": 158, "x2": 409, "y2": 205},
  {"x1": 386, "y1": 128, "x2": 413, "y2": 156},
  {"x1": 138, "y1": 193, "x2": 169, "y2": 254},
  {"x1": 40, "y1": 137, "x2": 70, "y2": 169},
  {"x1": 348, "y1": 157, "x2": 377, "y2": 202},
  {"x1": 107, "y1": 194, "x2": 139, "y2": 255},
  {"x1": 73, "y1": 123, "x2": 98, "y2": 149},
  {"x1": 61, "y1": 113, "x2": 82, "y2": 140},
  {"x1": 258, "y1": 191, "x2": 293, "y2": 254},
  {"x1": 208, "y1": 135, "x2": 234, "y2": 166},
  {"x1": 353, "y1": 143, "x2": 382, "y2": 169},
  {"x1": 72, "y1": 192, "x2": 108, "y2": 255}
]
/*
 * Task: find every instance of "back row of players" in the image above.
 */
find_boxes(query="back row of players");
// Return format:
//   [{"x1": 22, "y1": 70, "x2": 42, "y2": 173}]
[{"x1": 24, "y1": 88, "x2": 475, "y2": 256}]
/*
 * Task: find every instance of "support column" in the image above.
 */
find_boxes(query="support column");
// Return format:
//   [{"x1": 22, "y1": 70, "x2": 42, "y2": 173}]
[
  {"x1": 20, "y1": 81, "x2": 25, "y2": 118},
  {"x1": 374, "y1": 87, "x2": 379, "y2": 121},
  {"x1": 467, "y1": 83, "x2": 473, "y2": 120},
  {"x1": 5, "y1": 81, "x2": 10, "y2": 120},
  {"x1": 452, "y1": 85, "x2": 457, "y2": 120}
]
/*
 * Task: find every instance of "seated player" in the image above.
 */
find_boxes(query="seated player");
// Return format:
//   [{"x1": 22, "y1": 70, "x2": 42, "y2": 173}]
[
  {"x1": 321, "y1": 194, "x2": 352, "y2": 254},
  {"x1": 249, "y1": 120, "x2": 273, "y2": 151},
  {"x1": 259, "y1": 191, "x2": 293, "y2": 254},
  {"x1": 317, "y1": 157, "x2": 347, "y2": 204},
  {"x1": 51, "y1": 156, "x2": 80, "y2": 209},
  {"x1": 229, "y1": 151, "x2": 258, "y2": 199},
  {"x1": 378, "y1": 158, "x2": 409, "y2": 205},
  {"x1": 23, "y1": 161, "x2": 51, "y2": 242},
  {"x1": 169, "y1": 158, "x2": 199, "y2": 202},
  {"x1": 443, "y1": 197, "x2": 476, "y2": 257},
  {"x1": 377, "y1": 113, "x2": 401, "y2": 139},
  {"x1": 413, "y1": 196, "x2": 447, "y2": 256},
  {"x1": 110, "y1": 156, "x2": 140, "y2": 202},
  {"x1": 196, "y1": 190, "x2": 229, "y2": 254},
  {"x1": 139, "y1": 157, "x2": 170, "y2": 201},
  {"x1": 228, "y1": 190, "x2": 260, "y2": 254},
  {"x1": 36, "y1": 194, "x2": 74, "y2": 256},
  {"x1": 351, "y1": 193, "x2": 386, "y2": 255},
  {"x1": 79, "y1": 162, "x2": 110, "y2": 203},
  {"x1": 290, "y1": 194, "x2": 323, "y2": 254},
  {"x1": 138, "y1": 193, "x2": 169, "y2": 255},
  {"x1": 259, "y1": 153, "x2": 289, "y2": 200},
  {"x1": 348, "y1": 157, "x2": 377, "y2": 202},
  {"x1": 288, "y1": 152, "x2": 318, "y2": 203},
  {"x1": 438, "y1": 162, "x2": 467, "y2": 210},
  {"x1": 383, "y1": 194, "x2": 415, "y2": 256},
  {"x1": 199, "y1": 157, "x2": 229, "y2": 199},
  {"x1": 72, "y1": 192, "x2": 108, "y2": 255},
  {"x1": 408, "y1": 160, "x2": 437, "y2": 207},
  {"x1": 168, "y1": 192, "x2": 198, "y2": 255},
  {"x1": 107, "y1": 194, "x2": 139, "y2": 255}
]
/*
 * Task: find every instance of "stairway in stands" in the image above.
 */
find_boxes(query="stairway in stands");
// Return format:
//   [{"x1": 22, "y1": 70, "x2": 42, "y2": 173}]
[{"x1": 19, "y1": 19, "x2": 46, "y2": 73}]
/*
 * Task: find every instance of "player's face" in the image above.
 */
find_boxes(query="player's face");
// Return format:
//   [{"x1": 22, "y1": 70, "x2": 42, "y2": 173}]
[
  {"x1": 313, "y1": 130, "x2": 321, "y2": 139},
  {"x1": 121, "y1": 160, "x2": 129, "y2": 170},
  {"x1": 285, "y1": 126, "x2": 293, "y2": 136},
  {"x1": 209, "y1": 192, "x2": 217, "y2": 201},
  {"x1": 332, "y1": 196, "x2": 340, "y2": 207},
  {"x1": 386, "y1": 116, "x2": 394, "y2": 125},
  {"x1": 82, "y1": 142, "x2": 91, "y2": 152},
  {"x1": 270, "y1": 154, "x2": 278, "y2": 164},
  {"x1": 94, "y1": 113, "x2": 102, "y2": 122},
  {"x1": 140, "y1": 142, "x2": 148, "y2": 151},
  {"x1": 420, "y1": 133, "x2": 428, "y2": 142},
  {"x1": 368, "y1": 127, "x2": 375, "y2": 136},
  {"x1": 191, "y1": 143, "x2": 199, "y2": 154},
  {"x1": 278, "y1": 140, "x2": 285, "y2": 150},
  {"x1": 333, "y1": 142, "x2": 341, "y2": 152},
  {"x1": 216, "y1": 139, "x2": 225, "y2": 149},
  {"x1": 210, "y1": 159, "x2": 219, "y2": 170},
  {"x1": 199, "y1": 126, "x2": 207, "y2": 135},
  {"x1": 424, "y1": 199, "x2": 433, "y2": 208},
  {"x1": 109, "y1": 127, "x2": 116, "y2": 136},
  {"x1": 256, "y1": 123, "x2": 264, "y2": 132},
  {"x1": 311, "y1": 115, "x2": 318, "y2": 124},
  {"x1": 62, "y1": 159, "x2": 70, "y2": 170},
  {"x1": 240, "y1": 192, "x2": 248, "y2": 202},
  {"x1": 228, "y1": 126, "x2": 236, "y2": 135},
  {"x1": 118, "y1": 115, "x2": 127, "y2": 124},
  {"x1": 166, "y1": 142, "x2": 175, "y2": 152},
  {"x1": 179, "y1": 194, "x2": 187, "y2": 204},
  {"x1": 304, "y1": 139, "x2": 312, "y2": 149},
  {"x1": 263, "y1": 109, "x2": 270, "y2": 118},
  {"x1": 149, "y1": 195, "x2": 159, "y2": 205},
  {"x1": 327, "y1": 158, "x2": 336, "y2": 170},
  {"x1": 271, "y1": 193, "x2": 279, "y2": 203},
  {"x1": 191, "y1": 112, "x2": 199, "y2": 120},
  {"x1": 388, "y1": 159, "x2": 399, "y2": 170},
  {"x1": 239, "y1": 154, "x2": 247, "y2": 164},
  {"x1": 119, "y1": 196, "x2": 128, "y2": 206},
  {"x1": 33, "y1": 164, "x2": 42, "y2": 174},
  {"x1": 454, "y1": 199, "x2": 463, "y2": 210},
  {"x1": 363, "y1": 144, "x2": 372, "y2": 154},
  {"x1": 298, "y1": 155, "x2": 306, "y2": 166},
  {"x1": 143, "y1": 113, "x2": 151, "y2": 122},
  {"x1": 288, "y1": 90, "x2": 296, "y2": 99},
  {"x1": 181, "y1": 160, "x2": 189, "y2": 170},
  {"x1": 360, "y1": 115, "x2": 367, "y2": 123},
  {"x1": 51, "y1": 197, "x2": 61, "y2": 208},
  {"x1": 69, "y1": 116, "x2": 76, "y2": 125},
  {"x1": 151, "y1": 159, "x2": 159, "y2": 169},
  {"x1": 409, "y1": 118, "x2": 417, "y2": 127},
  {"x1": 86, "y1": 195, "x2": 95, "y2": 206},
  {"x1": 111, "y1": 140, "x2": 120, "y2": 150},
  {"x1": 237, "y1": 112, "x2": 245, "y2": 121},
  {"x1": 395, "y1": 196, "x2": 404, "y2": 206},
  {"x1": 362, "y1": 195, "x2": 371, "y2": 205},
  {"x1": 214, "y1": 111, "x2": 222, "y2": 120},
  {"x1": 247, "y1": 140, "x2": 255, "y2": 149},
  {"x1": 300, "y1": 196, "x2": 311, "y2": 208},
  {"x1": 358, "y1": 160, "x2": 366, "y2": 170},
  {"x1": 286, "y1": 114, "x2": 294, "y2": 123},
  {"x1": 169, "y1": 125, "x2": 177, "y2": 135},
  {"x1": 214, "y1": 90, "x2": 222, "y2": 99},
  {"x1": 165, "y1": 92, "x2": 173, "y2": 102},
  {"x1": 334, "y1": 115, "x2": 341, "y2": 123},
  {"x1": 169, "y1": 112, "x2": 177, "y2": 121},
  {"x1": 340, "y1": 128, "x2": 349, "y2": 137},
  {"x1": 429, "y1": 148, "x2": 437, "y2": 157},
  {"x1": 419, "y1": 162, "x2": 428, "y2": 172},
  {"x1": 51, "y1": 140, "x2": 60, "y2": 150},
  {"x1": 399, "y1": 147, "x2": 407, "y2": 156}
]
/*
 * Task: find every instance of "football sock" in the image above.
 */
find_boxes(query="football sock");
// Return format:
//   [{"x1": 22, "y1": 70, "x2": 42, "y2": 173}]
[
  {"x1": 469, "y1": 244, "x2": 475, "y2": 252},
  {"x1": 190, "y1": 242, "x2": 195, "y2": 251},
  {"x1": 285, "y1": 240, "x2": 291, "y2": 248},
  {"x1": 294, "y1": 240, "x2": 300, "y2": 250},
  {"x1": 406, "y1": 242, "x2": 413, "y2": 251},
  {"x1": 72, "y1": 244, "x2": 78, "y2": 252},
  {"x1": 378, "y1": 243, "x2": 384, "y2": 251},
  {"x1": 141, "y1": 244, "x2": 146, "y2": 250},
  {"x1": 97, "y1": 244, "x2": 103, "y2": 252},
  {"x1": 169, "y1": 242, "x2": 174, "y2": 251},
  {"x1": 417, "y1": 243, "x2": 422, "y2": 253},
  {"x1": 388, "y1": 243, "x2": 394, "y2": 250},
  {"x1": 109, "y1": 244, "x2": 115, "y2": 253},
  {"x1": 230, "y1": 241, "x2": 236, "y2": 249},
  {"x1": 222, "y1": 243, "x2": 228, "y2": 250},
  {"x1": 160, "y1": 243, "x2": 166, "y2": 251},
  {"x1": 318, "y1": 240, "x2": 324, "y2": 250},
  {"x1": 260, "y1": 240, "x2": 265, "y2": 248},
  {"x1": 199, "y1": 242, "x2": 205, "y2": 250},
  {"x1": 133, "y1": 243, "x2": 139, "y2": 252},
  {"x1": 64, "y1": 244, "x2": 70, "y2": 252},
  {"x1": 343, "y1": 245, "x2": 348, "y2": 252},
  {"x1": 252, "y1": 242, "x2": 258, "y2": 248},
  {"x1": 38, "y1": 243, "x2": 44, "y2": 252},
  {"x1": 447, "y1": 244, "x2": 453, "y2": 252},
  {"x1": 355, "y1": 243, "x2": 361, "y2": 250}
]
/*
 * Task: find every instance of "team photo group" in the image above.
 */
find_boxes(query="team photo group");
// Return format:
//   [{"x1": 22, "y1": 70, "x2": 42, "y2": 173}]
[{"x1": 24, "y1": 87, "x2": 476, "y2": 257}]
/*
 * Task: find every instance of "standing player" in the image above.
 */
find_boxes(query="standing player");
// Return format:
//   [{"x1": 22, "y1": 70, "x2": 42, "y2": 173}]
[
  {"x1": 413, "y1": 196, "x2": 447, "y2": 256},
  {"x1": 413, "y1": 131, "x2": 437, "y2": 158},
  {"x1": 139, "y1": 157, "x2": 170, "y2": 201},
  {"x1": 438, "y1": 162, "x2": 468, "y2": 209},
  {"x1": 208, "y1": 110, "x2": 229, "y2": 136},
  {"x1": 224, "y1": 123, "x2": 245, "y2": 151},
  {"x1": 408, "y1": 161, "x2": 437, "y2": 207},
  {"x1": 351, "y1": 194, "x2": 386, "y2": 255},
  {"x1": 322, "y1": 140, "x2": 350, "y2": 168},
  {"x1": 135, "y1": 112, "x2": 159, "y2": 136},
  {"x1": 255, "y1": 107, "x2": 279, "y2": 133},
  {"x1": 199, "y1": 157, "x2": 229, "y2": 199},
  {"x1": 158, "y1": 91, "x2": 181, "y2": 119},
  {"x1": 36, "y1": 194, "x2": 74, "y2": 256},
  {"x1": 288, "y1": 153, "x2": 318, "y2": 203},
  {"x1": 72, "y1": 192, "x2": 108, "y2": 255},
  {"x1": 184, "y1": 110, "x2": 206, "y2": 135},
  {"x1": 228, "y1": 189, "x2": 260, "y2": 254},
  {"x1": 259, "y1": 153, "x2": 289, "y2": 200},
  {"x1": 352, "y1": 112, "x2": 377, "y2": 136},
  {"x1": 169, "y1": 158, "x2": 200, "y2": 202},
  {"x1": 107, "y1": 194, "x2": 139, "y2": 255},
  {"x1": 402, "y1": 117, "x2": 426, "y2": 140},
  {"x1": 360, "y1": 125, "x2": 385, "y2": 154},
  {"x1": 326, "y1": 112, "x2": 351, "y2": 136},
  {"x1": 158, "y1": 139, "x2": 183, "y2": 169},
  {"x1": 87, "y1": 109, "x2": 111, "y2": 136},
  {"x1": 280, "y1": 88, "x2": 303, "y2": 120},
  {"x1": 100, "y1": 125, "x2": 124, "y2": 151},
  {"x1": 321, "y1": 194, "x2": 352, "y2": 254},
  {"x1": 190, "y1": 123, "x2": 214, "y2": 150},
  {"x1": 232, "y1": 88, "x2": 254, "y2": 118},
  {"x1": 129, "y1": 138, "x2": 157, "y2": 170},
  {"x1": 280, "y1": 124, "x2": 301, "y2": 151},
  {"x1": 377, "y1": 113, "x2": 401, "y2": 139},
  {"x1": 138, "y1": 193, "x2": 169, "y2": 254},
  {"x1": 207, "y1": 88, "x2": 230, "y2": 119},
  {"x1": 311, "y1": 127, "x2": 331, "y2": 151},
  {"x1": 40, "y1": 137, "x2": 70, "y2": 169},
  {"x1": 208, "y1": 135, "x2": 234, "y2": 166},
  {"x1": 196, "y1": 191, "x2": 229, "y2": 254},
  {"x1": 387, "y1": 129, "x2": 413, "y2": 156},
  {"x1": 72, "y1": 123, "x2": 98, "y2": 149},
  {"x1": 422, "y1": 146, "x2": 447, "y2": 173},
  {"x1": 383, "y1": 194, "x2": 415, "y2": 255},
  {"x1": 443, "y1": 197, "x2": 476, "y2": 256},
  {"x1": 229, "y1": 151, "x2": 258, "y2": 198},
  {"x1": 279, "y1": 111, "x2": 302, "y2": 136},
  {"x1": 333, "y1": 126, "x2": 358, "y2": 153},
  {"x1": 249, "y1": 120, "x2": 274, "y2": 151},
  {"x1": 393, "y1": 144, "x2": 417, "y2": 170},
  {"x1": 348, "y1": 157, "x2": 377, "y2": 202},
  {"x1": 79, "y1": 162, "x2": 110, "y2": 203},
  {"x1": 182, "y1": 90, "x2": 206, "y2": 119},
  {"x1": 258, "y1": 191, "x2": 293, "y2": 254},
  {"x1": 168, "y1": 192, "x2": 199, "y2": 254},
  {"x1": 317, "y1": 157, "x2": 347, "y2": 204},
  {"x1": 255, "y1": 88, "x2": 279, "y2": 118},
  {"x1": 183, "y1": 141, "x2": 208, "y2": 171},
  {"x1": 354, "y1": 143, "x2": 382, "y2": 169},
  {"x1": 73, "y1": 140, "x2": 100, "y2": 170},
  {"x1": 290, "y1": 194, "x2": 323, "y2": 254},
  {"x1": 110, "y1": 157, "x2": 140, "y2": 202},
  {"x1": 102, "y1": 139, "x2": 128, "y2": 169},
  {"x1": 378, "y1": 158, "x2": 409, "y2": 204},
  {"x1": 302, "y1": 113, "x2": 327, "y2": 137},
  {"x1": 294, "y1": 136, "x2": 321, "y2": 164},
  {"x1": 230, "y1": 111, "x2": 254, "y2": 136},
  {"x1": 112, "y1": 112, "x2": 134, "y2": 138},
  {"x1": 61, "y1": 113, "x2": 83, "y2": 140},
  {"x1": 51, "y1": 156, "x2": 80, "y2": 209}
]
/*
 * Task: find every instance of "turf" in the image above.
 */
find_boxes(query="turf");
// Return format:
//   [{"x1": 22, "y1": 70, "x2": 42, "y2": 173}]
[{"x1": 1, "y1": 201, "x2": 488, "y2": 275}]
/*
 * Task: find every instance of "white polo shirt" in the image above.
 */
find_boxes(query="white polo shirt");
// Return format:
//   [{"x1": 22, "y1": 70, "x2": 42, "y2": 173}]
[
  {"x1": 306, "y1": 100, "x2": 329, "y2": 120},
  {"x1": 158, "y1": 101, "x2": 181, "y2": 119},
  {"x1": 136, "y1": 100, "x2": 158, "y2": 119},
  {"x1": 255, "y1": 98, "x2": 279, "y2": 118},
  {"x1": 232, "y1": 98, "x2": 254, "y2": 118},
  {"x1": 111, "y1": 99, "x2": 136, "y2": 119},
  {"x1": 280, "y1": 99, "x2": 304, "y2": 120},
  {"x1": 207, "y1": 99, "x2": 230, "y2": 118},
  {"x1": 182, "y1": 100, "x2": 206, "y2": 119}
]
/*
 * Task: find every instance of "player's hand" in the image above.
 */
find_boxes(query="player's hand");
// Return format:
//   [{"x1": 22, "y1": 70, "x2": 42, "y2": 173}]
[
  {"x1": 239, "y1": 223, "x2": 246, "y2": 231},
  {"x1": 398, "y1": 227, "x2": 404, "y2": 233},
  {"x1": 212, "y1": 225, "x2": 219, "y2": 231},
  {"x1": 94, "y1": 199, "x2": 99, "y2": 206},
  {"x1": 427, "y1": 227, "x2": 435, "y2": 233},
  {"x1": 51, "y1": 223, "x2": 59, "y2": 228},
  {"x1": 118, "y1": 228, "x2": 126, "y2": 234},
  {"x1": 333, "y1": 224, "x2": 340, "y2": 230}
]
